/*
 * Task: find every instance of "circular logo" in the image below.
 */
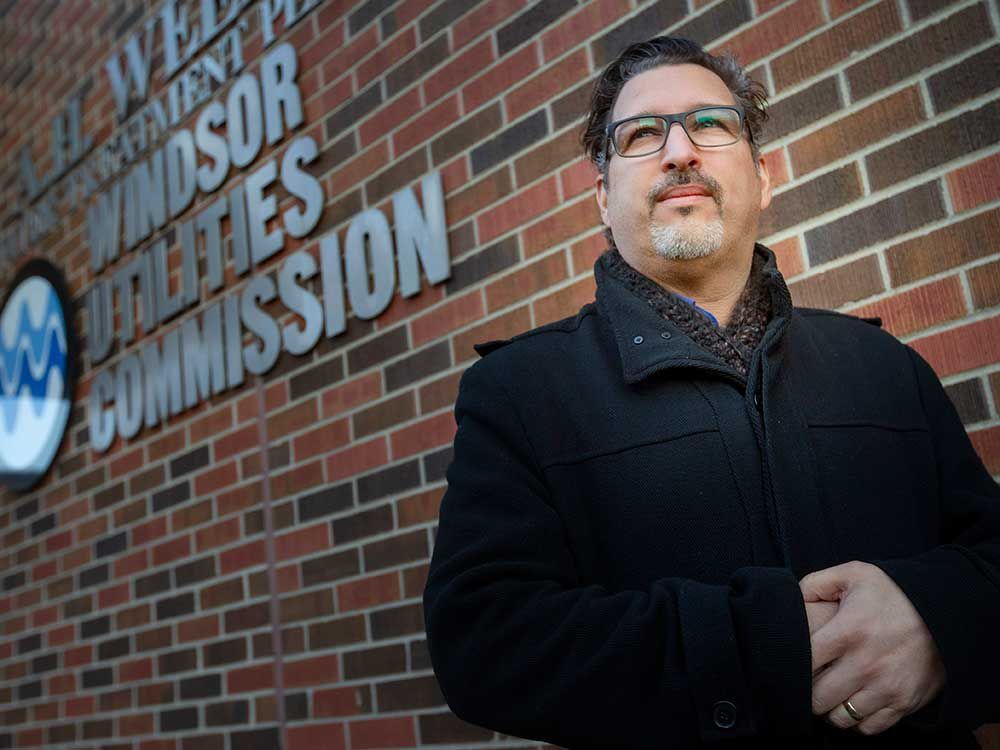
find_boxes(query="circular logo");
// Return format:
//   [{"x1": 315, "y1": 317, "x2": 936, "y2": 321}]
[{"x1": 0, "y1": 260, "x2": 77, "y2": 491}]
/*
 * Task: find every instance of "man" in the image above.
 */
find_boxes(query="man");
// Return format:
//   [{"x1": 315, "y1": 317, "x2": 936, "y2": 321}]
[{"x1": 423, "y1": 36, "x2": 1000, "y2": 749}]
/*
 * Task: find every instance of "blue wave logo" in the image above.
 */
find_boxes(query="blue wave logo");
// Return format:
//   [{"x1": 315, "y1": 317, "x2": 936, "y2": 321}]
[{"x1": 0, "y1": 273, "x2": 72, "y2": 491}]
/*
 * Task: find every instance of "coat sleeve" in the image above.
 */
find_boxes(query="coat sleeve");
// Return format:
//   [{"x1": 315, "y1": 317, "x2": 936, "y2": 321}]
[
  {"x1": 423, "y1": 359, "x2": 815, "y2": 748},
  {"x1": 874, "y1": 347, "x2": 1000, "y2": 728}
]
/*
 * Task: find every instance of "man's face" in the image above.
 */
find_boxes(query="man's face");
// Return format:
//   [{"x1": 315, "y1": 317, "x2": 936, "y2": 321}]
[{"x1": 595, "y1": 63, "x2": 772, "y2": 266}]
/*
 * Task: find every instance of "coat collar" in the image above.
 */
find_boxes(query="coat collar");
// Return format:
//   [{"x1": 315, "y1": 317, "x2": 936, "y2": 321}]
[{"x1": 594, "y1": 244, "x2": 793, "y2": 384}]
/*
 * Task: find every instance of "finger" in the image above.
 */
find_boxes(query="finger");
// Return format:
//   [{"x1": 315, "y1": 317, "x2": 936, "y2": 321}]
[
  {"x1": 809, "y1": 613, "x2": 853, "y2": 674},
  {"x1": 854, "y1": 707, "x2": 902, "y2": 736},
  {"x1": 825, "y1": 690, "x2": 878, "y2": 731},
  {"x1": 800, "y1": 562, "x2": 857, "y2": 602},
  {"x1": 811, "y1": 652, "x2": 866, "y2": 715}
]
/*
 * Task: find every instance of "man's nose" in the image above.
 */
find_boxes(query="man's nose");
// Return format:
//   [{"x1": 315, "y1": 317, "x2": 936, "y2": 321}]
[{"x1": 658, "y1": 121, "x2": 700, "y2": 171}]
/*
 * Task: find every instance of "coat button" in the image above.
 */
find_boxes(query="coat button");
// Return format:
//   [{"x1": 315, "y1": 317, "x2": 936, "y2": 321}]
[
  {"x1": 632, "y1": 335, "x2": 644, "y2": 344},
  {"x1": 712, "y1": 700, "x2": 737, "y2": 729},
  {"x1": 660, "y1": 331, "x2": 671, "y2": 339}
]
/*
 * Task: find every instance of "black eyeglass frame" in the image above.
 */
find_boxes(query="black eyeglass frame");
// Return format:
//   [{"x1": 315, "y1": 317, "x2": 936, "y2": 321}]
[{"x1": 604, "y1": 105, "x2": 747, "y2": 159}]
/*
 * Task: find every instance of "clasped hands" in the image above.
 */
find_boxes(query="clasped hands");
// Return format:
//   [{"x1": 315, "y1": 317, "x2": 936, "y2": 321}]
[{"x1": 800, "y1": 561, "x2": 946, "y2": 736}]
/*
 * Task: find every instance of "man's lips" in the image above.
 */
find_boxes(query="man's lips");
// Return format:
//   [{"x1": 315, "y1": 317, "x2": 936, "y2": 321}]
[{"x1": 657, "y1": 185, "x2": 712, "y2": 201}]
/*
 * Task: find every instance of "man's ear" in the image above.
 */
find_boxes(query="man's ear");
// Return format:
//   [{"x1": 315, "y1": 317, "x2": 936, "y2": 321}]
[
  {"x1": 757, "y1": 154, "x2": 773, "y2": 211},
  {"x1": 595, "y1": 171, "x2": 610, "y2": 225}
]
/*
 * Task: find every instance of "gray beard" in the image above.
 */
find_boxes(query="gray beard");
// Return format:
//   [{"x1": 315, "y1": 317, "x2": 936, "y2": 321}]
[{"x1": 649, "y1": 217, "x2": 725, "y2": 260}]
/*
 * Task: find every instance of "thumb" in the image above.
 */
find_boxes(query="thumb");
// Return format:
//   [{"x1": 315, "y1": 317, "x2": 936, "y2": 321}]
[{"x1": 800, "y1": 562, "x2": 855, "y2": 602}]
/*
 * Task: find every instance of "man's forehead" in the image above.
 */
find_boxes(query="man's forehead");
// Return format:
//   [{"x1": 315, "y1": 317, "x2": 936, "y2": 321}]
[{"x1": 611, "y1": 63, "x2": 737, "y2": 119}]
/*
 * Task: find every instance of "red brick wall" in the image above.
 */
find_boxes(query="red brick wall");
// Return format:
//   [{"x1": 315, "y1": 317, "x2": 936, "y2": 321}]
[{"x1": 0, "y1": 0, "x2": 997, "y2": 748}]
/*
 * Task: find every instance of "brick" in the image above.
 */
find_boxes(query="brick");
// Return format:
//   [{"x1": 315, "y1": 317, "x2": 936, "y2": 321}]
[
  {"x1": 324, "y1": 84, "x2": 383, "y2": 146},
  {"x1": 929, "y1": 44, "x2": 1000, "y2": 114},
  {"x1": 358, "y1": 460, "x2": 422, "y2": 503},
  {"x1": 332, "y1": 504, "x2": 394, "y2": 545},
  {"x1": 137, "y1": 625, "x2": 173, "y2": 652},
  {"x1": 411, "y1": 291, "x2": 485, "y2": 347},
  {"x1": 352, "y1": 392, "x2": 416, "y2": 439},
  {"x1": 672, "y1": 0, "x2": 752, "y2": 46},
  {"x1": 970, "y1": 426, "x2": 1000, "y2": 474},
  {"x1": 534, "y1": 275, "x2": 597, "y2": 326},
  {"x1": 297, "y1": 483, "x2": 355, "y2": 523},
  {"x1": 788, "y1": 86, "x2": 925, "y2": 177},
  {"x1": 418, "y1": 711, "x2": 493, "y2": 743},
  {"x1": 205, "y1": 699, "x2": 249, "y2": 727},
  {"x1": 152, "y1": 481, "x2": 191, "y2": 513},
  {"x1": 96, "y1": 531, "x2": 126, "y2": 559},
  {"x1": 288, "y1": 722, "x2": 346, "y2": 750},
  {"x1": 541, "y1": 0, "x2": 621, "y2": 61},
  {"x1": 377, "y1": 674, "x2": 445, "y2": 711},
  {"x1": 910, "y1": 315, "x2": 1000, "y2": 378},
  {"x1": 363, "y1": 529, "x2": 429, "y2": 572},
  {"x1": 268, "y1": 460, "x2": 325, "y2": 500},
  {"x1": 848, "y1": 276, "x2": 967, "y2": 337},
  {"x1": 471, "y1": 110, "x2": 549, "y2": 176},
  {"x1": 966, "y1": 258, "x2": 1000, "y2": 312},
  {"x1": 338, "y1": 571, "x2": 402, "y2": 612},
  {"x1": 289, "y1": 357, "x2": 345, "y2": 402},
  {"x1": 760, "y1": 164, "x2": 864, "y2": 239},
  {"x1": 359, "y1": 89, "x2": 423, "y2": 148},
  {"x1": 309, "y1": 614, "x2": 368, "y2": 649},
  {"x1": 523, "y1": 198, "x2": 602, "y2": 257},
  {"x1": 847, "y1": 3, "x2": 991, "y2": 102},
  {"x1": 562, "y1": 158, "x2": 598, "y2": 199},
  {"x1": 394, "y1": 95, "x2": 459, "y2": 157},
  {"x1": 420, "y1": 371, "x2": 463, "y2": 414},
  {"x1": 357, "y1": 27, "x2": 417, "y2": 90},
  {"x1": 945, "y1": 378, "x2": 990, "y2": 425},
  {"x1": 203, "y1": 637, "x2": 247, "y2": 667},
  {"x1": 907, "y1": 0, "x2": 953, "y2": 21},
  {"x1": 94, "y1": 481, "x2": 125, "y2": 510},
  {"x1": 301, "y1": 549, "x2": 361, "y2": 587},
  {"x1": 868, "y1": 98, "x2": 1000, "y2": 193},
  {"x1": 172, "y1": 499, "x2": 213, "y2": 532},
  {"x1": 276, "y1": 522, "x2": 331, "y2": 563},
  {"x1": 328, "y1": 140, "x2": 390, "y2": 201},
  {"x1": 397, "y1": 487, "x2": 445, "y2": 527},
  {"x1": 178, "y1": 614, "x2": 219, "y2": 643},
  {"x1": 507, "y1": 48, "x2": 588, "y2": 122},
  {"x1": 423, "y1": 445, "x2": 453, "y2": 482},
  {"x1": 762, "y1": 77, "x2": 842, "y2": 144},
  {"x1": 129, "y1": 462, "x2": 165, "y2": 495},
  {"x1": 552, "y1": 74, "x2": 598, "y2": 130},
  {"x1": 196, "y1": 517, "x2": 241, "y2": 554},
  {"x1": 326, "y1": 438, "x2": 390, "y2": 482},
  {"x1": 343, "y1": 643, "x2": 407, "y2": 679},
  {"x1": 219, "y1": 539, "x2": 266, "y2": 575},
  {"x1": 515, "y1": 128, "x2": 583, "y2": 188},
  {"x1": 452, "y1": 306, "x2": 533, "y2": 364},
  {"x1": 350, "y1": 716, "x2": 416, "y2": 750},
  {"x1": 321, "y1": 372, "x2": 382, "y2": 419},
  {"x1": 135, "y1": 681, "x2": 174, "y2": 707},
  {"x1": 279, "y1": 589, "x2": 335, "y2": 625},
  {"x1": 947, "y1": 152, "x2": 1000, "y2": 214},
  {"x1": 886, "y1": 207, "x2": 1000, "y2": 286},
  {"x1": 365, "y1": 148, "x2": 428, "y2": 205},
  {"x1": 195, "y1": 461, "x2": 239, "y2": 496},
  {"x1": 158, "y1": 648, "x2": 197, "y2": 676},
  {"x1": 431, "y1": 103, "x2": 503, "y2": 166},
  {"x1": 806, "y1": 181, "x2": 946, "y2": 266},
  {"x1": 267, "y1": 399, "x2": 319, "y2": 443},
  {"x1": 715, "y1": 0, "x2": 823, "y2": 68},
  {"x1": 591, "y1": 2, "x2": 685, "y2": 66},
  {"x1": 224, "y1": 601, "x2": 271, "y2": 634},
  {"x1": 348, "y1": 326, "x2": 409, "y2": 375},
  {"x1": 454, "y1": 0, "x2": 528, "y2": 48},
  {"x1": 424, "y1": 38, "x2": 494, "y2": 104},
  {"x1": 447, "y1": 166, "x2": 514, "y2": 224},
  {"x1": 312, "y1": 684, "x2": 371, "y2": 718},
  {"x1": 155, "y1": 592, "x2": 195, "y2": 622},
  {"x1": 116, "y1": 603, "x2": 150, "y2": 631},
  {"x1": 383, "y1": 342, "x2": 451, "y2": 393},
  {"x1": 771, "y1": 0, "x2": 899, "y2": 92},
  {"x1": 153, "y1": 535, "x2": 191, "y2": 567},
  {"x1": 478, "y1": 175, "x2": 560, "y2": 244},
  {"x1": 768, "y1": 236, "x2": 805, "y2": 279},
  {"x1": 291, "y1": 418, "x2": 350, "y2": 462},
  {"x1": 283, "y1": 653, "x2": 341, "y2": 687},
  {"x1": 170, "y1": 446, "x2": 209, "y2": 479},
  {"x1": 386, "y1": 33, "x2": 450, "y2": 97},
  {"x1": 788, "y1": 255, "x2": 884, "y2": 309},
  {"x1": 378, "y1": 283, "x2": 447, "y2": 328},
  {"x1": 487, "y1": 251, "x2": 569, "y2": 312}
]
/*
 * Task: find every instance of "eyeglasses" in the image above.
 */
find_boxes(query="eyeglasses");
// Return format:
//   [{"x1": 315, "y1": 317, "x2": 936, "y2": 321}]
[{"x1": 605, "y1": 106, "x2": 745, "y2": 158}]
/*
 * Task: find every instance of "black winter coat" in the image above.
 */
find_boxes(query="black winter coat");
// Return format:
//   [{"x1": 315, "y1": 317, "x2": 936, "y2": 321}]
[{"x1": 424, "y1": 246, "x2": 1000, "y2": 749}]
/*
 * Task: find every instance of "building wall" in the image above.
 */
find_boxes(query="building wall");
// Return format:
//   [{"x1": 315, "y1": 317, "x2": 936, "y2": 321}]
[{"x1": 0, "y1": 0, "x2": 998, "y2": 748}]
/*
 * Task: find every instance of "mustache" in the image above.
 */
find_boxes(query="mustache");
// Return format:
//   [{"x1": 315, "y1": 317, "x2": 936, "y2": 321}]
[{"x1": 647, "y1": 172, "x2": 723, "y2": 210}]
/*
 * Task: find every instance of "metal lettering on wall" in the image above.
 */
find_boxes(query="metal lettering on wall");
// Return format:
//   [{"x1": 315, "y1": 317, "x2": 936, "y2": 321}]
[{"x1": 0, "y1": 1, "x2": 451, "y2": 462}]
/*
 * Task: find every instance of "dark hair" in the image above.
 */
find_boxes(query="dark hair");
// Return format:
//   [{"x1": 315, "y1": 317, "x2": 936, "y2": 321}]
[{"x1": 582, "y1": 37, "x2": 769, "y2": 174}]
